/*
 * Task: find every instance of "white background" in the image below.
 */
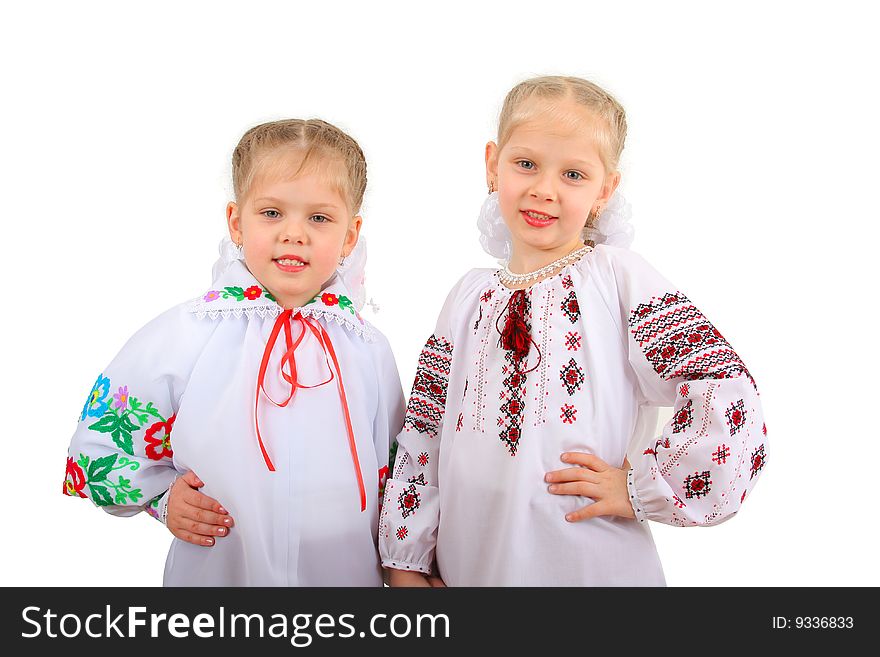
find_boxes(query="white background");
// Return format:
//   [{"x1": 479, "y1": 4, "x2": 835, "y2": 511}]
[{"x1": 2, "y1": 0, "x2": 877, "y2": 587}]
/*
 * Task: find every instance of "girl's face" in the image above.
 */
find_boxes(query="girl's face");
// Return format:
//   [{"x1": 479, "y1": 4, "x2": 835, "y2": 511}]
[
  {"x1": 226, "y1": 160, "x2": 361, "y2": 309},
  {"x1": 486, "y1": 102, "x2": 620, "y2": 265}
]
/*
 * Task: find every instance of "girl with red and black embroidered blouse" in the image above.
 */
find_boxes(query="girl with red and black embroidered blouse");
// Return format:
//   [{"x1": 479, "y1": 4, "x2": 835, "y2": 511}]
[{"x1": 378, "y1": 76, "x2": 767, "y2": 586}]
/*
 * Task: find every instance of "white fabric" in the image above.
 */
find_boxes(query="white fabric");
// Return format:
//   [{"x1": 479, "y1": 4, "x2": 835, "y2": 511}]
[
  {"x1": 477, "y1": 190, "x2": 635, "y2": 262},
  {"x1": 65, "y1": 259, "x2": 404, "y2": 586},
  {"x1": 379, "y1": 244, "x2": 766, "y2": 586}
]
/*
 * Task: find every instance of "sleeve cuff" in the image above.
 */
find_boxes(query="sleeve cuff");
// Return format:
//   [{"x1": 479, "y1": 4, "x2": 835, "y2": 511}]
[
  {"x1": 381, "y1": 559, "x2": 432, "y2": 575},
  {"x1": 626, "y1": 468, "x2": 648, "y2": 524},
  {"x1": 144, "y1": 486, "x2": 172, "y2": 525}
]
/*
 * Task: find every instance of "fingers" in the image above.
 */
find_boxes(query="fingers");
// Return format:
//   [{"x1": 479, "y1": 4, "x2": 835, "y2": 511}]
[
  {"x1": 565, "y1": 501, "x2": 606, "y2": 523},
  {"x1": 560, "y1": 452, "x2": 610, "y2": 471},
  {"x1": 547, "y1": 481, "x2": 599, "y2": 497},
  {"x1": 170, "y1": 528, "x2": 219, "y2": 547},
  {"x1": 545, "y1": 467, "x2": 601, "y2": 484},
  {"x1": 180, "y1": 470, "x2": 204, "y2": 488},
  {"x1": 182, "y1": 488, "x2": 232, "y2": 521}
]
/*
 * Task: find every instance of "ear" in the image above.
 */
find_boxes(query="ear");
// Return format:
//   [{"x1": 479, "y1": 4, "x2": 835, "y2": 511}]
[
  {"x1": 485, "y1": 141, "x2": 499, "y2": 189},
  {"x1": 343, "y1": 215, "x2": 363, "y2": 257},
  {"x1": 597, "y1": 171, "x2": 621, "y2": 207},
  {"x1": 226, "y1": 202, "x2": 243, "y2": 245}
]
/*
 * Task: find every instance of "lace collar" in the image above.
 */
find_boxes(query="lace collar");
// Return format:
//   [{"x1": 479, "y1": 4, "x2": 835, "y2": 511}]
[{"x1": 187, "y1": 260, "x2": 375, "y2": 341}]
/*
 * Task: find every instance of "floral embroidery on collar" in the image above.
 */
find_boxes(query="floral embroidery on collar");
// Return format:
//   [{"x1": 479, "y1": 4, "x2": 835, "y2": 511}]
[
  {"x1": 187, "y1": 262, "x2": 374, "y2": 340},
  {"x1": 202, "y1": 285, "x2": 276, "y2": 304},
  {"x1": 306, "y1": 292, "x2": 357, "y2": 315}
]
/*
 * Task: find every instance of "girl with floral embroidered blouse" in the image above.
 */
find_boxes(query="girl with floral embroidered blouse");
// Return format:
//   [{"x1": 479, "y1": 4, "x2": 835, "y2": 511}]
[
  {"x1": 380, "y1": 76, "x2": 767, "y2": 586},
  {"x1": 63, "y1": 119, "x2": 405, "y2": 586}
]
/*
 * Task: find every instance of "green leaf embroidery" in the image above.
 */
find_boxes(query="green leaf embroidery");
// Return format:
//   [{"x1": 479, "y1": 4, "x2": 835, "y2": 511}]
[
  {"x1": 88, "y1": 412, "x2": 120, "y2": 434},
  {"x1": 77, "y1": 454, "x2": 90, "y2": 469},
  {"x1": 144, "y1": 402, "x2": 164, "y2": 420},
  {"x1": 110, "y1": 429, "x2": 134, "y2": 456},
  {"x1": 223, "y1": 286, "x2": 245, "y2": 301},
  {"x1": 120, "y1": 414, "x2": 139, "y2": 432},
  {"x1": 264, "y1": 290, "x2": 276, "y2": 302},
  {"x1": 88, "y1": 454, "x2": 118, "y2": 483},
  {"x1": 129, "y1": 397, "x2": 143, "y2": 412},
  {"x1": 89, "y1": 484, "x2": 113, "y2": 506},
  {"x1": 127, "y1": 488, "x2": 143, "y2": 504}
]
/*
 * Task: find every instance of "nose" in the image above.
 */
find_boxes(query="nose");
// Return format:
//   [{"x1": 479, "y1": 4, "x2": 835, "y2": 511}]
[
  {"x1": 280, "y1": 217, "x2": 306, "y2": 244},
  {"x1": 528, "y1": 172, "x2": 556, "y2": 202}
]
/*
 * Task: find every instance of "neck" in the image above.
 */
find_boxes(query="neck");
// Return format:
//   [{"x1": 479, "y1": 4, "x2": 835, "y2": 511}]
[{"x1": 507, "y1": 237, "x2": 586, "y2": 274}]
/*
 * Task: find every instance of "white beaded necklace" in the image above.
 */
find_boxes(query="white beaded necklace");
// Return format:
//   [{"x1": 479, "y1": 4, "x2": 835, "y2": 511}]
[{"x1": 499, "y1": 245, "x2": 594, "y2": 287}]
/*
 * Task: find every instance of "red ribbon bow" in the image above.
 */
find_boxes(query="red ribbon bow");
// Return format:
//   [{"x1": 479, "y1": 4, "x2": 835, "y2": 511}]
[{"x1": 255, "y1": 309, "x2": 366, "y2": 512}]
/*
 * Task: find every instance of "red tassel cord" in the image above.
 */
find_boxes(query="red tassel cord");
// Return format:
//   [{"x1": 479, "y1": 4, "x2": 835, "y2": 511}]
[{"x1": 495, "y1": 289, "x2": 542, "y2": 372}]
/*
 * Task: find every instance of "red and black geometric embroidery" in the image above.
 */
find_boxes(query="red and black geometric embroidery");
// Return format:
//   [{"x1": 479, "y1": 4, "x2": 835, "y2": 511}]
[
  {"x1": 750, "y1": 444, "x2": 766, "y2": 480},
  {"x1": 725, "y1": 399, "x2": 747, "y2": 436},
  {"x1": 456, "y1": 412, "x2": 463, "y2": 432},
  {"x1": 396, "y1": 526, "x2": 408, "y2": 541},
  {"x1": 679, "y1": 383, "x2": 689, "y2": 397},
  {"x1": 397, "y1": 483, "x2": 422, "y2": 519},
  {"x1": 561, "y1": 290, "x2": 581, "y2": 323},
  {"x1": 684, "y1": 470, "x2": 712, "y2": 499},
  {"x1": 560, "y1": 404, "x2": 577, "y2": 424},
  {"x1": 672, "y1": 494, "x2": 686, "y2": 509},
  {"x1": 559, "y1": 358, "x2": 585, "y2": 395},
  {"x1": 497, "y1": 292, "x2": 531, "y2": 456},
  {"x1": 473, "y1": 305, "x2": 483, "y2": 333},
  {"x1": 417, "y1": 452, "x2": 429, "y2": 467},
  {"x1": 407, "y1": 473, "x2": 427, "y2": 485},
  {"x1": 562, "y1": 274, "x2": 574, "y2": 289},
  {"x1": 565, "y1": 331, "x2": 582, "y2": 351},
  {"x1": 481, "y1": 289, "x2": 495, "y2": 303},
  {"x1": 671, "y1": 399, "x2": 694, "y2": 433},
  {"x1": 403, "y1": 334, "x2": 453, "y2": 438},
  {"x1": 712, "y1": 443, "x2": 730, "y2": 465},
  {"x1": 629, "y1": 291, "x2": 753, "y2": 384}
]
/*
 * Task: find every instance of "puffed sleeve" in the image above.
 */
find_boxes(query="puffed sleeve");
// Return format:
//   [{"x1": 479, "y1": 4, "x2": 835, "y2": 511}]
[
  {"x1": 62, "y1": 304, "x2": 215, "y2": 521},
  {"x1": 599, "y1": 246, "x2": 767, "y2": 527},
  {"x1": 378, "y1": 276, "x2": 466, "y2": 574}
]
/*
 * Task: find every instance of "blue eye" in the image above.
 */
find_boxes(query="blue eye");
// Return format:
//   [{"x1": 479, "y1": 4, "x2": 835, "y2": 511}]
[
  {"x1": 311, "y1": 214, "x2": 330, "y2": 223},
  {"x1": 517, "y1": 160, "x2": 535, "y2": 170},
  {"x1": 262, "y1": 210, "x2": 281, "y2": 219},
  {"x1": 565, "y1": 171, "x2": 584, "y2": 181}
]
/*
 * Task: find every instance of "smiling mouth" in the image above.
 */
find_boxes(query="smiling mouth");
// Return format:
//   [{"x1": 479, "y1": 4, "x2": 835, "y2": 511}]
[
  {"x1": 521, "y1": 210, "x2": 558, "y2": 227},
  {"x1": 274, "y1": 257, "x2": 309, "y2": 272}
]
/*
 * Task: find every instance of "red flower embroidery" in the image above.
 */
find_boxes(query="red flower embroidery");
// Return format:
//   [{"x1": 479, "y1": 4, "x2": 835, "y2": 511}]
[
  {"x1": 145, "y1": 415, "x2": 176, "y2": 460},
  {"x1": 321, "y1": 293, "x2": 339, "y2": 306},
  {"x1": 63, "y1": 457, "x2": 87, "y2": 498},
  {"x1": 243, "y1": 285, "x2": 263, "y2": 300}
]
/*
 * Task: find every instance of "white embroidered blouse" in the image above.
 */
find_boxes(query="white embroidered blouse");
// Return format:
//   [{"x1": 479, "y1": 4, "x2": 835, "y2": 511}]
[
  {"x1": 64, "y1": 259, "x2": 405, "y2": 586},
  {"x1": 379, "y1": 244, "x2": 767, "y2": 586}
]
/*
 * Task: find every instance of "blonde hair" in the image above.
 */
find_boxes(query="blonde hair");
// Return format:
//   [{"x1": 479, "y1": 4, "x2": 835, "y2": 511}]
[
  {"x1": 497, "y1": 76, "x2": 627, "y2": 173},
  {"x1": 232, "y1": 118, "x2": 367, "y2": 214}
]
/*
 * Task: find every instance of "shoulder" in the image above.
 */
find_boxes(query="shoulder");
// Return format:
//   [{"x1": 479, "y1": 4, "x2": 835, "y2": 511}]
[
  {"x1": 448, "y1": 267, "x2": 496, "y2": 303},
  {"x1": 576, "y1": 244, "x2": 665, "y2": 293}
]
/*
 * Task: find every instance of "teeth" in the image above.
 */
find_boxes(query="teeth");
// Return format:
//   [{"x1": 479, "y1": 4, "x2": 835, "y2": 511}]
[
  {"x1": 526, "y1": 211, "x2": 552, "y2": 220},
  {"x1": 277, "y1": 259, "x2": 305, "y2": 266}
]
